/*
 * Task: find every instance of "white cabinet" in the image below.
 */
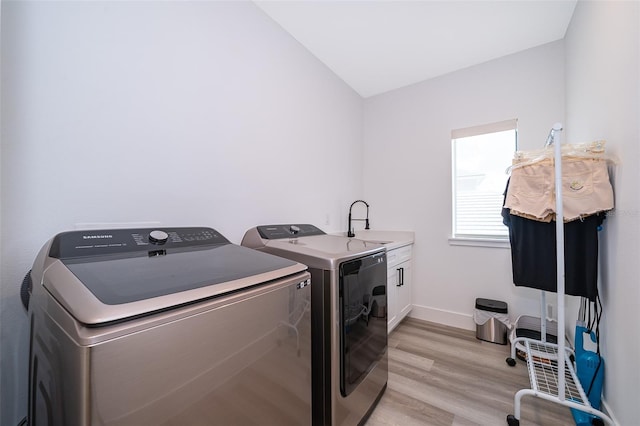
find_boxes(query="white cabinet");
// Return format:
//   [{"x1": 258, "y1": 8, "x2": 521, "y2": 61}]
[{"x1": 386, "y1": 244, "x2": 413, "y2": 332}]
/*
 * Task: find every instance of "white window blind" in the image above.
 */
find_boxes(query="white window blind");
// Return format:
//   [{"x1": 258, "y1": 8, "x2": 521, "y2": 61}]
[{"x1": 451, "y1": 119, "x2": 517, "y2": 240}]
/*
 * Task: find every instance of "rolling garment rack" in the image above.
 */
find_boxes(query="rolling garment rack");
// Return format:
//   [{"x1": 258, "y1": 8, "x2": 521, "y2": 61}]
[{"x1": 505, "y1": 123, "x2": 614, "y2": 426}]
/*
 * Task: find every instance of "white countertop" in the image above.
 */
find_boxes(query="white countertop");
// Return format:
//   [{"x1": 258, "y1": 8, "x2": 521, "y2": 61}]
[{"x1": 332, "y1": 230, "x2": 414, "y2": 251}]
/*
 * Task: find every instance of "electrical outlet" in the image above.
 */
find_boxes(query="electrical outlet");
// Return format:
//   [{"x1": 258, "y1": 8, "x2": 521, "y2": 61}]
[{"x1": 325, "y1": 213, "x2": 330, "y2": 226}]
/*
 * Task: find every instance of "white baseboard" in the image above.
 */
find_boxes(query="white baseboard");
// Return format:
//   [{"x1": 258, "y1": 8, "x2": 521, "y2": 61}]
[{"x1": 409, "y1": 304, "x2": 475, "y2": 331}]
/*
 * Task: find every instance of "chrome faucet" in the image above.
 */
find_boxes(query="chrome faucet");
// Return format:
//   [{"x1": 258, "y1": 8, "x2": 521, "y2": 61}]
[{"x1": 347, "y1": 200, "x2": 370, "y2": 237}]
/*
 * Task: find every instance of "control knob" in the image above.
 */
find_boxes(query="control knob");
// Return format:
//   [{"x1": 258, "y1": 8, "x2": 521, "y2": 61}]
[{"x1": 149, "y1": 230, "x2": 169, "y2": 244}]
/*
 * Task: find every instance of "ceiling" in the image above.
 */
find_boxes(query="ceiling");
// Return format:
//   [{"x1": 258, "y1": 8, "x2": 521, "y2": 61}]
[{"x1": 255, "y1": 0, "x2": 578, "y2": 98}]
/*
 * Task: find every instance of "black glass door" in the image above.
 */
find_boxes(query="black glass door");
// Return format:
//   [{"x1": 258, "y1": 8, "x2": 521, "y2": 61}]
[{"x1": 339, "y1": 252, "x2": 387, "y2": 397}]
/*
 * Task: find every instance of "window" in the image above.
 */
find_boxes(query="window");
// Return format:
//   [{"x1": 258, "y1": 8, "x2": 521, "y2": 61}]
[{"x1": 451, "y1": 119, "x2": 517, "y2": 242}]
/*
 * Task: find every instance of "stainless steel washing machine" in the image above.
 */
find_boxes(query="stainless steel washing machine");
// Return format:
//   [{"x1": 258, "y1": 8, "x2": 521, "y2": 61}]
[
  {"x1": 26, "y1": 227, "x2": 312, "y2": 426},
  {"x1": 242, "y1": 224, "x2": 388, "y2": 426}
]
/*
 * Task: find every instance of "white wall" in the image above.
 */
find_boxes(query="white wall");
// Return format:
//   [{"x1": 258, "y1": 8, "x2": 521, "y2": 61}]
[
  {"x1": 3, "y1": 2, "x2": 637, "y2": 425},
  {"x1": 362, "y1": 41, "x2": 565, "y2": 329},
  {"x1": 564, "y1": 1, "x2": 639, "y2": 424},
  {"x1": 0, "y1": 2, "x2": 362, "y2": 424}
]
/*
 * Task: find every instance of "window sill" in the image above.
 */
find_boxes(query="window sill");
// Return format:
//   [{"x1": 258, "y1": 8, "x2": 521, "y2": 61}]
[{"x1": 448, "y1": 236, "x2": 510, "y2": 249}]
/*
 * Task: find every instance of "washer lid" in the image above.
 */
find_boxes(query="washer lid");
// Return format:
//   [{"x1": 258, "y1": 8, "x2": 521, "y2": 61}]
[
  {"x1": 42, "y1": 227, "x2": 305, "y2": 325},
  {"x1": 264, "y1": 235, "x2": 384, "y2": 268}
]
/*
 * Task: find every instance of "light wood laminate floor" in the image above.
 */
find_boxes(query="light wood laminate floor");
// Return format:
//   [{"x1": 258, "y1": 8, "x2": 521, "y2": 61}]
[{"x1": 366, "y1": 318, "x2": 576, "y2": 426}]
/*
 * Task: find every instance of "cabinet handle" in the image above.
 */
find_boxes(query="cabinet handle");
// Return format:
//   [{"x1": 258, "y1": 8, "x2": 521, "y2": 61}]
[
  {"x1": 400, "y1": 267, "x2": 404, "y2": 286},
  {"x1": 396, "y1": 268, "x2": 402, "y2": 287}
]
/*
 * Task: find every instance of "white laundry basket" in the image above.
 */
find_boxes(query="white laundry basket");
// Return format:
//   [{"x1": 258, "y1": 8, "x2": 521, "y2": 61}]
[{"x1": 510, "y1": 314, "x2": 558, "y2": 360}]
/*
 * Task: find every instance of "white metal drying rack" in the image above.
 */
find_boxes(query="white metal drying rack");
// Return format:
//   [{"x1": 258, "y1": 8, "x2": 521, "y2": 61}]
[{"x1": 505, "y1": 123, "x2": 614, "y2": 426}]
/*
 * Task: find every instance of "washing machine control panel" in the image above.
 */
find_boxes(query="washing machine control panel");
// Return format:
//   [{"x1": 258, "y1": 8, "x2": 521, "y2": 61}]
[
  {"x1": 257, "y1": 224, "x2": 325, "y2": 239},
  {"x1": 49, "y1": 227, "x2": 230, "y2": 259}
]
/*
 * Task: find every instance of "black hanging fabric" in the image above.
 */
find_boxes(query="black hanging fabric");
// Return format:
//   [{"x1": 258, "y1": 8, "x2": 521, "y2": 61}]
[{"x1": 502, "y1": 178, "x2": 604, "y2": 301}]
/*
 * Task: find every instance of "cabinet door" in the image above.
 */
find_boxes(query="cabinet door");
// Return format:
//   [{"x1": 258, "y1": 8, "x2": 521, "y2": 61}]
[
  {"x1": 386, "y1": 267, "x2": 398, "y2": 331},
  {"x1": 396, "y1": 259, "x2": 412, "y2": 320},
  {"x1": 386, "y1": 245, "x2": 413, "y2": 333}
]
